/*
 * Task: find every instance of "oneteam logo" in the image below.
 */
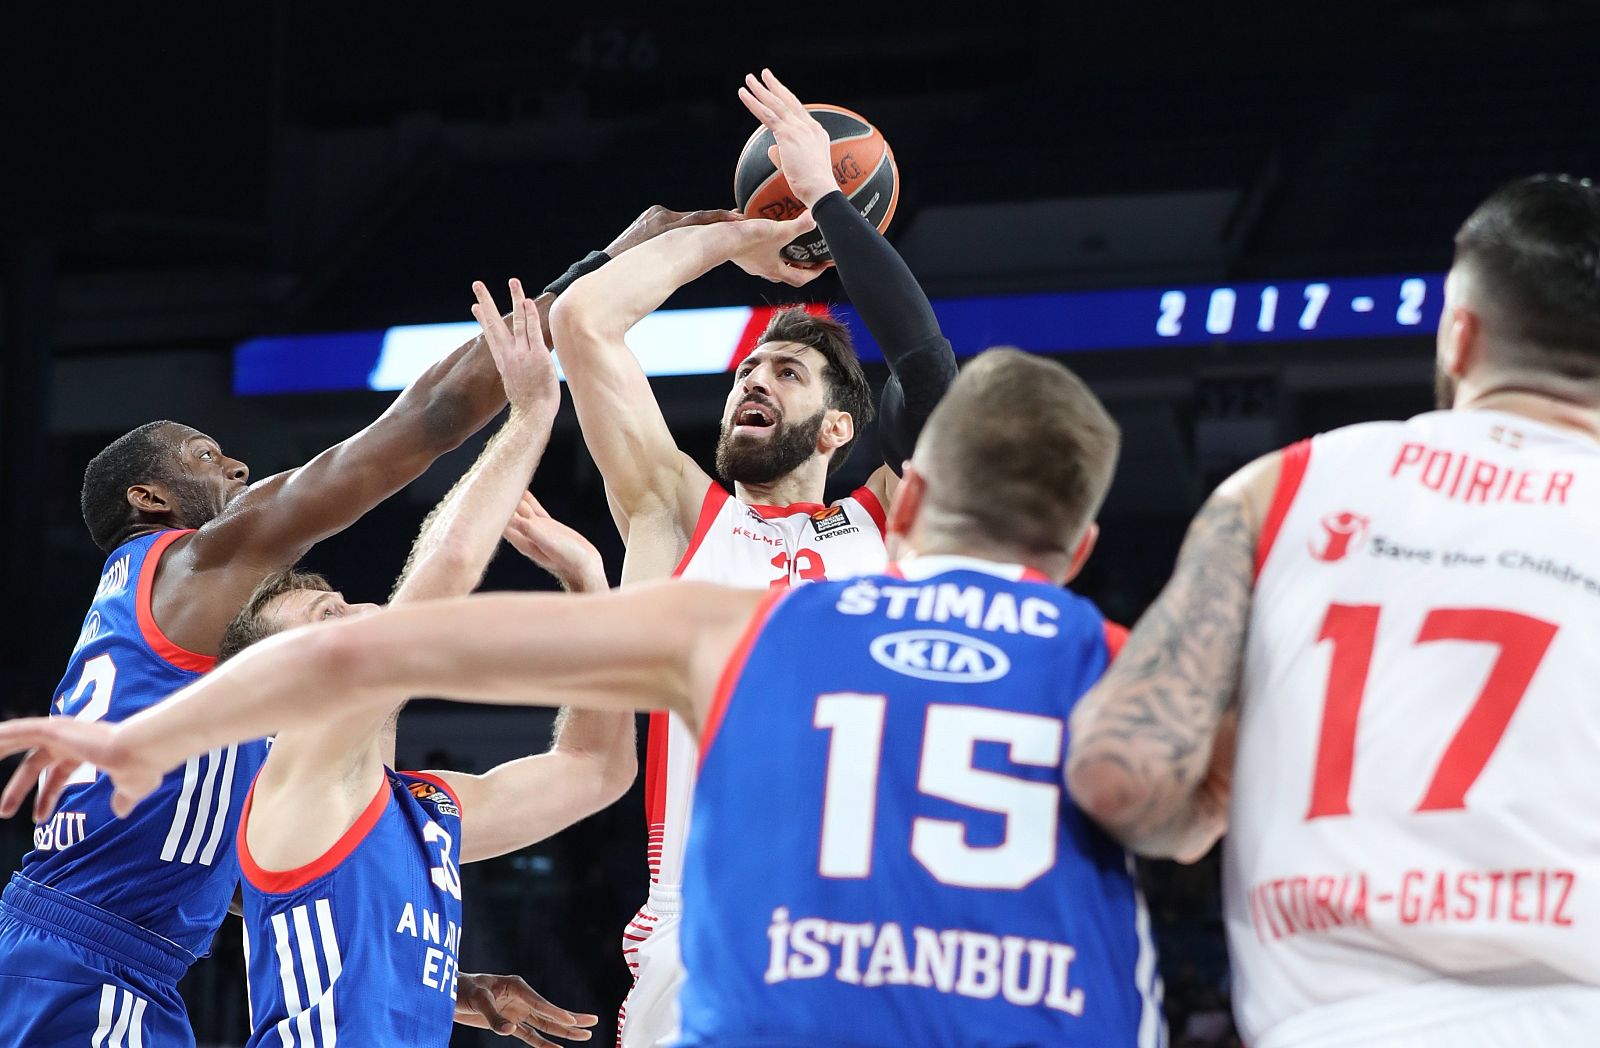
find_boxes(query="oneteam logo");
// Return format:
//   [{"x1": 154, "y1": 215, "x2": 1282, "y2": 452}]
[{"x1": 869, "y1": 629, "x2": 1010, "y2": 684}]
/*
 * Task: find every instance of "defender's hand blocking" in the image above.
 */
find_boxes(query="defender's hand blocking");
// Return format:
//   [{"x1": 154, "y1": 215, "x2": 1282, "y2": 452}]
[
  {"x1": 503, "y1": 492, "x2": 606, "y2": 593},
  {"x1": 472, "y1": 279, "x2": 559, "y2": 415},
  {"x1": 724, "y1": 213, "x2": 824, "y2": 286},
  {"x1": 454, "y1": 972, "x2": 598, "y2": 1047},
  {"x1": 605, "y1": 204, "x2": 742, "y2": 258},
  {"x1": 0, "y1": 717, "x2": 164, "y2": 823},
  {"x1": 738, "y1": 69, "x2": 837, "y2": 210}
]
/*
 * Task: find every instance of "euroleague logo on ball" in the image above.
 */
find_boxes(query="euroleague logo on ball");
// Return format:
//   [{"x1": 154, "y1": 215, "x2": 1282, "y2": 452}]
[{"x1": 1310, "y1": 511, "x2": 1371, "y2": 563}]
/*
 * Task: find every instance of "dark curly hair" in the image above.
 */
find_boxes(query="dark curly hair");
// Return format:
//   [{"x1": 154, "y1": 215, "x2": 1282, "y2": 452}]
[{"x1": 80, "y1": 421, "x2": 183, "y2": 553}]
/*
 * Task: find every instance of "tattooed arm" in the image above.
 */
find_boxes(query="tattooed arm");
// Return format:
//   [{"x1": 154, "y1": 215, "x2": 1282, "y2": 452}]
[{"x1": 1066, "y1": 451, "x2": 1280, "y2": 862}]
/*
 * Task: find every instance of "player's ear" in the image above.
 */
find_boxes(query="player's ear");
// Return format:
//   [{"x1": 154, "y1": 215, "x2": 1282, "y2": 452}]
[
  {"x1": 818, "y1": 409, "x2": 854, "y2": 455},
  {"x1": 1441, "y1": 305, "x2": 1479, "y2": 379},
  {"x1": 886, "y1": 464, "x2": 925, "y2": 542},
  {"x1": 1064, "y1": 522, "x2": 1100, "y2": 584},
  {"x1": 127, "y1": 482, "x2": 173, "y2": 516}
]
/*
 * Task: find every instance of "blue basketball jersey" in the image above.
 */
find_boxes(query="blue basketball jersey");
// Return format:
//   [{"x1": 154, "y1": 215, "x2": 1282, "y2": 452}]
[
  {"x1": 21, "y1": 530, "x2": 267, "y2": 960},
  {"x1": 239, "y1": 769, "x2": 466, "y2": 1048},
  {"x1": 679, "y1": 556, "x2": 1165, "y2": 1048}
]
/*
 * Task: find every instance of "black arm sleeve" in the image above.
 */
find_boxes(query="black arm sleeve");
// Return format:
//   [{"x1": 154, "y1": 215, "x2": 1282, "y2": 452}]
[{"x1": 813, "y1": 191, "x2": 958, "y2": 475}]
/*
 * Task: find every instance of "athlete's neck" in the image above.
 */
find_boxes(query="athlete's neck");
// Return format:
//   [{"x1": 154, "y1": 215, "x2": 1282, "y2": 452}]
[
  {"x1": 1457, "y1": 384, "x2": 1600, "y2": 444},
  {"x1": 733, "y1": 460, "x2": 829, "y2": 509},
  {"x1": 900, "y1": 529, "x2": 1071, "y2": 585}
]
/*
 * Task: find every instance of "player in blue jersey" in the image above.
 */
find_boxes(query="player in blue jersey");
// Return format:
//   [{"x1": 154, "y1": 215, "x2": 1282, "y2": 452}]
[
  {"x1": 210, "y1": 278, "x2": 630, "y2": 1046},
  {"x1": 0, "y1": 347, "x2": 1162, "y2": 1046},
  {"x1": 0, "y1": 206, "x2": 724, "y2": 1047}
]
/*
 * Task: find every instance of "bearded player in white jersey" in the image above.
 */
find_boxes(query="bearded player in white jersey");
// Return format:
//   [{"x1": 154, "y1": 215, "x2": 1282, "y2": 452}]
[
  {"x1": 549, "y1": 70, "x2": 957, "y2": 1047},
  {"x1": 1067, "y1": 173, "x2": 1600, "y2": 1047}
]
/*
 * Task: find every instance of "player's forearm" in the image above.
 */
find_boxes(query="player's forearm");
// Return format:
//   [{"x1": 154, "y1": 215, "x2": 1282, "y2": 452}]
[
  {"x1": 551, "y1": 706, "x2": 637, "y2": 800},
  {"x1": 552, "y1": 224, "x2": 742, "y2": 344},
  {"x1": 375, "y1": 328, "x2": 509, "y2": 461},
  {"x1": 115, "y1": 627, "x2": 406, "y2": 777},
  {"x1": 366, "y1": 245, "x2": 604, "y2": 456},
  {"x1": 812, "y1": 191, "x2": 956, "y2": 469},
  {"x1": 1066, "y1": 490, "x2": 1255, "y2": 855},
  {"x1": 1064, "y1": 738, "x2": 1204, "y2": 855},
  {"x1": 392, "y1": 407, "x2": 555, "y2": 603}
]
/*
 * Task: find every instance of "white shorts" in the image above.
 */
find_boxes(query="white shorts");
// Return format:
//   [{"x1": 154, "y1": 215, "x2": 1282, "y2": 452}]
[
  {"x1": 617, "y1": 887, "x2": 683, "y2": 1048},
  {"x1": 1254, "y1": 982, "x2": 1600, "y2": 1048}
]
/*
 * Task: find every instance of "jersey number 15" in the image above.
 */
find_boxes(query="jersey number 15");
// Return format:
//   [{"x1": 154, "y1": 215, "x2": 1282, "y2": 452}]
[{"x1": 813, "y1": 694, "x2": 1062, "y2": 890}]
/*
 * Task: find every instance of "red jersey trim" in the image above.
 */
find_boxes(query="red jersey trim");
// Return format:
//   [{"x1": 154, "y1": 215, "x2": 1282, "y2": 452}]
[
  {"x1": 1020, "y1": 567, "x2": 1050, "y2": 583},
  {"x1": 644, "y1": 710, "x2": 670, "y2": 826},
  {"x1": 851, "y1": 485, "x2": 888, "y2": 537},
  {"x1": 672, "y1": 481, "x2": 730, "y2": 579},
  {"x1": 238, "y1": 771, "x2": 390, "y2": 894},
  {"x1": 135, "y1": 530, "x2": 215, "y2": 673},
  {"x1": 401, "y1": 770, "x2": 463, "y2": 811},
  {"x1": 1254, "y1": 439, "x2": 1313, "y2": 582},
  {"x1": 698, "y1": 589, "x2": 788, "y2": 768},
  {"x1": 653, "y1": 479, "x2": 731, "y2": 828},
  {"x1": 746, "y1": 500, "x2": 825, "y2": 518},
  {"x1": 1103, "y1": 620, "x2": 1130, "y2": 661}
]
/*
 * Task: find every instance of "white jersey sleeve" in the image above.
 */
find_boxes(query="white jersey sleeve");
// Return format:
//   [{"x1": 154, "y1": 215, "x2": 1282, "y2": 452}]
[{"x1": 1226, "y1": 409, "x2": 1600, "y2": 1046}]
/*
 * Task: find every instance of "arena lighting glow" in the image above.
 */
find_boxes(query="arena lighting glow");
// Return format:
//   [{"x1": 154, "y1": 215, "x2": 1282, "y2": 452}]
[{"x1": 232, "y1": 273, "x2": 1445, "y2": 396}]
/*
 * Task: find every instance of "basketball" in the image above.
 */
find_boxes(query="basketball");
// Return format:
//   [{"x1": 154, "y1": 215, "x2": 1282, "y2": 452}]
[{"x1": 733, "y1": 104, "x2": 900, "y2": 263}]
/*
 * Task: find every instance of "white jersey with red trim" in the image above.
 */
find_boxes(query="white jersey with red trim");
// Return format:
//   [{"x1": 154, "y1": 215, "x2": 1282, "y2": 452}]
[
  {"x1": 618, "y1": 480, "x2": 888, "y2": 1048},
  {"x1": 646, "y1": 480, "x2": 890, "y2": 888},
  {"x1": 1227, "y1": 409, "x2": 1600, "y2": 1046}
]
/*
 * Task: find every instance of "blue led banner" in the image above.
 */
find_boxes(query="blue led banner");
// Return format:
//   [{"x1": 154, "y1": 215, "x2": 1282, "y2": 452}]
[{"x1": 233, "y1": 272, "x2": 1444, "y2": 396}]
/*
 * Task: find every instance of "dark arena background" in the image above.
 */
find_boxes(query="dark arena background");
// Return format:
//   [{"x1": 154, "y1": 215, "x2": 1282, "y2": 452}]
[{"x1": 2, "y1": 3, "x2": 1598, "y2": 1045}]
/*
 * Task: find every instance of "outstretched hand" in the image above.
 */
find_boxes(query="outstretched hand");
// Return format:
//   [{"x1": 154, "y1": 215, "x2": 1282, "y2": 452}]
[
  {"x1": 454, "y1": 971, "x2": 599, "y2": 1047},
  {"x1": 0, "y1": 717, "x2": 163, "y2": 823},
  {"x1": 723, "y1": 213, "x2": 825, "y2": 286},
  {"x1": 605, "y1": 205, "x2": 742, "y2": 258},
  {"x1": 738, "y1": 68, "x2": 837, "y2": 210},
  {"x1": 471, "y1": 279, "x2": 560, "y2": 415},
  {"x1": 503, "y1": 492, "x2": 607, "y2": 593}
]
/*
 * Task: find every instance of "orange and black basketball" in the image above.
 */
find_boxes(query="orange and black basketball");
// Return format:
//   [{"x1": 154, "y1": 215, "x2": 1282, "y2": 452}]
[{"x1": 733, "y1": 104, "x2": 899, "y2": 263}]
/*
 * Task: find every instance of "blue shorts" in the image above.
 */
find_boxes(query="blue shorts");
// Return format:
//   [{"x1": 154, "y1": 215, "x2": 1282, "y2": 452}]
[{"x1": 0, "y1": 874, "x2": 196, "y2": 1048}]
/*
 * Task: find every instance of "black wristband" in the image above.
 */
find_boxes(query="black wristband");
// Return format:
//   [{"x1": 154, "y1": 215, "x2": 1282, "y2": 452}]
[{"x1": 542, "y1": 250, "x2": 610, "y2": 297}]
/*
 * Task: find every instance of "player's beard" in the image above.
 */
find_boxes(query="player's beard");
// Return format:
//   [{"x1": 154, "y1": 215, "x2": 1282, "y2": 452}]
[
  {"x1": 1434, "y1": 364, "x2": 1458, "y2": 410},
  {"x1": 716, "y1": 407, "x2": 827, "y2": 486}
]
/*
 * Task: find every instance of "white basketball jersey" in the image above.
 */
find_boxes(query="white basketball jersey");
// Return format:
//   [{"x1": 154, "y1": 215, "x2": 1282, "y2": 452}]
[
  {"x1": 1227, "y1": 409, "x2": 1600, "y2": 1046},
  {"x1": 645, "y1": 480, "x2": 889, "y2": 887}
]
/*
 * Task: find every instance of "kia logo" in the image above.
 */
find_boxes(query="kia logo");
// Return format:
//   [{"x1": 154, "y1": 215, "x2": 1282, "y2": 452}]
[{"x1": 868, "y1": 630, "x2": 1011, "y2": 683}]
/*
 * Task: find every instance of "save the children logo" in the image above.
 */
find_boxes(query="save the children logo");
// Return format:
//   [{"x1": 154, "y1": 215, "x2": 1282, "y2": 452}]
[{"x1": 1310, "y1": 511, "x2": 1371, "y2": 563}]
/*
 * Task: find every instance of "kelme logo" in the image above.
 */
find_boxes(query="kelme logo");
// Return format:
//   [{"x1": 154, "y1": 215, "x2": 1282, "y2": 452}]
[{"x1": 868, "y1": 630, "x2": 1010, "y2": 683}]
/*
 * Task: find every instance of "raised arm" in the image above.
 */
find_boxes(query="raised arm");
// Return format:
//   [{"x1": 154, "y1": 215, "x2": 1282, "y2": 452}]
[
  {"x1": 229, "y1": 280, "x2": 567, "y2": 877},
  {"x1": 549, "y1": 211, "x2": 822, "y2": 531},
  {"x1": 389, "y1": 280, "x2": 560, "y2": 605},
  {"x1": 426, "y1": 492, "x2": 639, "y2": 862},
  {"x1": 0, "y1": 582, "x2": 764, "y2": 823},
  {"x1": 155, "y1": 226, "x2": 705, "y2": 654},
  {"x1": 1064, "y1": 452, "x2": 1279, "y2": 861},
  {"x1": 740, "y1": 70, "x2": 959, "y2": 502}
]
